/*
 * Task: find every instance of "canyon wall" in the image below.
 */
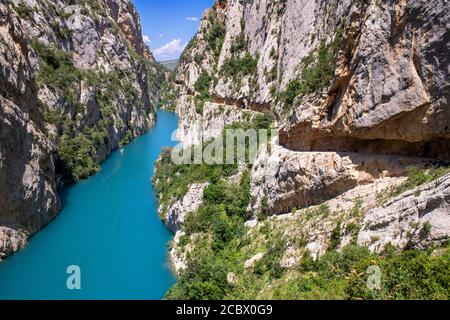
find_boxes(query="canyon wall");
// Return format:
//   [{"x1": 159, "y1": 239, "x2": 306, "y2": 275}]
[
  {"x1": 161, "y1": 0, "x2": 450, "y2": 274},
  {"x1": 0, "y1": 0, "x2": 161, "y2": 260},
  {"x1": 173, "y1": 0, "x2": 449, "y2": 157}
]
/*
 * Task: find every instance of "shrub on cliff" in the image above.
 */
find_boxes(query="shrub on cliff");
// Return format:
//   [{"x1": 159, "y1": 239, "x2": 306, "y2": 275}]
[
  {"x1": 32, "y1": 41, "x2": 84, "y2": 104},
  {"x1": 206, "y1": 12, "x2": 226, "y2": 59},
  {"x1": 57, "y1": 133, "x2": 100, "y2": 181},
  {"x1": 194, "y1": 71, "x2": 212, "y2": 114},
  {"x1": 221, "y1": 53, "x2": 258, "y2": 80},
  {"x1": 280, "y1": 24, "x2": 344, "y2": 112}
]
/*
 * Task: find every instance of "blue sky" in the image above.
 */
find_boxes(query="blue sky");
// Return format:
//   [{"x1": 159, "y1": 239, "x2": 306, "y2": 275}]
[{"x1": 133, "y1": 0, "x2": 214, "y2": 61}]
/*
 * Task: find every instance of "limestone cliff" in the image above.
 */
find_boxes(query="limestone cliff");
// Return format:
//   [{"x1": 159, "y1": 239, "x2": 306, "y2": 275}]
[
  {"x1": 161, "y1": 0, "x2": 450, "y2": 276},
  {"x1": 174, "y1": 0, "x2": 449, "y2": 158},
  {"x1": 0, "y1": 0, "x2": 161, "y2": 260}
]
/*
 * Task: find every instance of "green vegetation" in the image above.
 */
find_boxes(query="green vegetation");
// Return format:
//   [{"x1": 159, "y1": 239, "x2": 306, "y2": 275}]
[
  {"x1": 257, "y1": 197, "x2": 270, "y2": 221},
  {"x1": 252, "y1": 111, "x2": 275, "y2": 130},
  {"x1": 422, "y1": 222, "x2": 432, "y2": 237},
  {"x1": 32, "y1": 42, "x2": 103, "y2": 181},
  {"x1": 377, "y1": 165, "x2": 450, "y2": 205},
  {"x1": 254, "y1": 244, "x2": 450, "y2": 300},
  {"x1": 32, "y1": 41, "x2": 88, "y2": 105},
  {"x1": 253, "y1": 232, "x2": 286, "y2": 279},
  {"x1": 219, "y1": 50, "x2": 258, "y2": 96},
  {"x1": 301, "y1": 203, "x2": 331, "y2": 221},
  {"x1": 119, "y1": 129, "x2": 133, "y2": 147},
  {"x1": 328, "y1": 221, "x2": 342, "y2": 251},
  {"x1": 13, "y1": 1, "x2": 32, "y2": 18},
  {"x1": 280, "y1": 24, "x2": 344, "y2": 112},
  {"x1": 264, "y1": 65, "x2": 278, "y2": 83},
  {"x1": 391, "y1": 166, "x2": 450, "y2": 197},
  {"x1": 159, "y1": 130, "x2": 449, "y2": 300},
  {"x1": 78, "y1": 0, "x2": 108, "y2": 16},
  {"x1": 159, "y1": 82, "x2": 179, "y2": 112},
  {"x1": 154, "y1": 146, "x2": 239, "y2": 217},
  {"x1": 179, "y1": 37, "x2": 198, "y2": 64},
  {"x1": 194, "y1": 53, "x2": 205, "y2": 65},
  {"x1": 154, "y1": 115, "x2": 273, "y2": 217},
  {"x1": 221, "y1": 53, "x2": 258, "y2": 80},
  {"x1": 168, "y1": 227, "x2": 450, "y2": 300},
  {"x1": 57, "y1": 131, "x2": 102, "y2": 181},
  {"x1": 32, "y1": 42, "x2": 149, "y2": 182},
  {"x1": 194, "y1": 71, "x2": 212, "y2": 114},
  {"x1": 166, "y1": 170, "x2": 252, "y2": 300},
  {"x1": 206, "y1": 12, "x2": 226, "y2": 59},
  {"x1": 230, "y1": 31, "x2": 247, "y2": 55}
]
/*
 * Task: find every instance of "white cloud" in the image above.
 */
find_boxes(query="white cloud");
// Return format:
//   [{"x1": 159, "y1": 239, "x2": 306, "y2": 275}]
[
  {"x1": 143, "y1": 34, "x2": 151, "y2": 45},
  {"x1": 186, "y1": 17, "x2": 198, "y2": 21},
  {"x1": 159, "y1": 34, "x2": 164, "y2": 38},
  {"x1": 153, "y1": 39, "x2": 187, "y2": 60}
]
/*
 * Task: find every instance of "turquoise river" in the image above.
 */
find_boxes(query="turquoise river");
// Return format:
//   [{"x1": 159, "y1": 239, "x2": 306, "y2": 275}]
[{"x1": 0, "y1": 110, "x2": 178, "y2": 299}]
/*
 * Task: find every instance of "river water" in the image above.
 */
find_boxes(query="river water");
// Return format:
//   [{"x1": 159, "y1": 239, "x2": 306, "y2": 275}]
[{"x1": 0, "y1": 110, "x2": 178, "y2": 299}]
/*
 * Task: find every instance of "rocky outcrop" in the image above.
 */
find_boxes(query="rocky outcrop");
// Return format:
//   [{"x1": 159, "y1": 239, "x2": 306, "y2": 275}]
[
  {"x1": 169, "y1": 231, "x2": 190, "y2": 273},
  {"x1": 107, "y1": 0, "x2": 146, "y2": 57},
  {"x1": 176, "y1": 98, "x2": 258, "y2": 146},
  {"x1": 0, "y1": 97, "x2": 60, "y2": 238},
  {"x1": 0, "y1": 227, "x2": 27, "y2": 261},
  {"x1": 164, "y1": 183, "x2": 209, "y2": 233},
  {"x1": 358, "y1": 173, "x2": 450, "y2": 252},
  {"x1": 0, "y1": 0, "x2": 161, "y2": 260},
  {"x1": 251, "y1": 143, "x2": 429, "y2": 215},
  {"x1": 279, "y1": 0, "x2": 450, "y2": 160}
]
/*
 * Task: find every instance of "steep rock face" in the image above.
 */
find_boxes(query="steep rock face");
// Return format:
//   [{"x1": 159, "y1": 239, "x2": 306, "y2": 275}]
[
  {"x1": 169, "y1": 231, "x2": 190, "y2": 273},
  {"x1": 107, "y1": 0, "x2": 145, "y2": 57},
  {"x1": 279, "y1": 0, "x2": 450, "y2": 160},
  {"x1": 174, "y1": 89, "x2": 202, "y2": 145},
  {"x1": 175, "y1": 96, "x2": 258, "y2": 146},
  {"x1": 0, "y1": 227, "x2": 27, "y2": 260},
  {"x1": 165, "y1": 0, "x2": 450, "y2": 267},
  {"x1": 0, "y1": 97, "x2": 60, "y2": 235},
  {"x1": 172, "y1": 0, "x2": 352, "y2": 144},
  {"x1": 172, "y1": 0, "x2": 449, "y2": 159},
  {"x1": 358, "y1": 173, "x2": 450, "y2": 252},
  {"x1": 0, "y1": 0, "x2": 161, "y2": 260},
  {"x1": 165, "y1": 183, "x2": 209, "y2": 273},
  {"x1": 153, "y1": 1, "x2": 450, "y2": 300},
  {"x1": 164, "y1": 182, "x2": 209, "y2": 233},
  {"x1": 251, "y1": 143, "x2": 427, "y2": 215}
]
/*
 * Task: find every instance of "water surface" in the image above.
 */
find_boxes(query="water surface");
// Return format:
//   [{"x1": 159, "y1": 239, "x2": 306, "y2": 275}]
[{"x1": 0, "y1": 110, "x2": 178, "y2": 300}]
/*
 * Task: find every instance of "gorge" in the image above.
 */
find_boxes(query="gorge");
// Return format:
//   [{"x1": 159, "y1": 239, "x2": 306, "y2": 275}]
[
  {"x1": 0, "y1": 110, "x2": 177, "y2": 299},
  {"x1": 0, "y1": 0, "x2": 163, "y2": 260},
  {"x1": 1, "y1": 0, "x2": 449, "y2": 300}
]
